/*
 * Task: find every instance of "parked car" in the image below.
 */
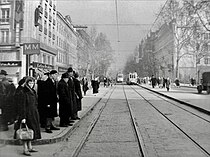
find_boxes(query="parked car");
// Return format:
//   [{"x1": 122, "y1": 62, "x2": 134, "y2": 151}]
[{"x1": 197, "y1": 72, "x2": 210, "y2": 94}]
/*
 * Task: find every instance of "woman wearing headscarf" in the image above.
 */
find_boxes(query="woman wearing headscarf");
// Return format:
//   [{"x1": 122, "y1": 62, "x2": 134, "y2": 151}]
[{"x1": 14, "y1": 77, "x2": 41, "y2": 156}]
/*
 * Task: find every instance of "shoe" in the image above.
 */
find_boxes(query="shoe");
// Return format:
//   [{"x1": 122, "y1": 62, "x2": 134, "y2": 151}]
[
  {"x1": 23, "y1": 150, "x2": 31, "y2": 156},
  {"x1": 69, "y1": 120, "x2": 75, "y2": 123},
  {"x1": 60, "y1": 124, "x2": 68, "y2": 127},
  {"x1": 67, "y1": 123, "x2": 73, "y2": 126},
  {"x1": 76, "y1": 117, "x2": 80, "y2": 120},
  {"x1": 29, "y1": 148, "x2": 38, "y2": 153},
  {"x1": 50, "y1": 126, "x2": 60, "y2": 130},
  {"x1": 45, "y1": 129, "x2": 53, "y2": 133}
]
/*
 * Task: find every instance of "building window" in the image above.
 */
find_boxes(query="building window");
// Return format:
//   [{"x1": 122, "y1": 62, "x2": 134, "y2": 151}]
[
  {"x1": 0, "y1": 29, "x2": 9, "y2": 43},
  {"x1": 0, "y1": 0, "x2": 9, "y2": 4},
  {"x1": 1, "y1": 8, "x2": 10, "y2": 23}
]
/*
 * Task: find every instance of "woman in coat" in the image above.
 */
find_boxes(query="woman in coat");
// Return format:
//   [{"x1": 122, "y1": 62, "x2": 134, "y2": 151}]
[{"x1": 14, "y1": 77, "x2": 41, "y2": 156}]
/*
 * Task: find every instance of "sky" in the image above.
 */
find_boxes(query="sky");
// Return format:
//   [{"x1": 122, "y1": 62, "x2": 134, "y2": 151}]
[{"x1": 56, "y1": 0, "x2": 166, "y2": 71}]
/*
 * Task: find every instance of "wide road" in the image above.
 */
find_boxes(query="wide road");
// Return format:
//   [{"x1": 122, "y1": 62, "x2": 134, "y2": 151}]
[{"x1": 0, "y1": 84, "x2": 210, "y2": 157}]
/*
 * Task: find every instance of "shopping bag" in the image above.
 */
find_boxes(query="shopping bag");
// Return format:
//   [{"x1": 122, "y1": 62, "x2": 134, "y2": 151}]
[{"x1": 16, "y1": 123, "x2": 34, "y2": 140}]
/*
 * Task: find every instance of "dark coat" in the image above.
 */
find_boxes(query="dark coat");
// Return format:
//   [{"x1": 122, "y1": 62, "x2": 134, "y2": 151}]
[
  {"x1": 57, "y1": 79, "x2": 71, "y2": 118},
  {"x1": 82, "y1": 78, "x2": 88, "y2": 94},
  {"x1": 67, "y1": 77, "x2": 77, "y2": 117},
  {"x1": 44, "y1": 78, "x2": 58, "y2": 118},
  {"x1": 74, "y1": 78, "x2": 83, "y2": 111},
  {"x1": 14, "y1": 85, "x2": 41, "y2": 140}
]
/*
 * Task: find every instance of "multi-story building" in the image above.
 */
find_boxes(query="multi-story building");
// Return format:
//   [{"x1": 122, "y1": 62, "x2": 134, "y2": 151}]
[
  {"x1": 56, "y1": 12, "x2": 77, "y2": 75},
  {"x1": 0, "y1": 0, "x2": 80, "y2": 83},
  {"x1": 0, "y1": 0, "x2": 21, "y2": 84}
]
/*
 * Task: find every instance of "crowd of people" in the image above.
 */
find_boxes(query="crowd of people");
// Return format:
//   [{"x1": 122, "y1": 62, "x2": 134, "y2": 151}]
[
  {"x1": 0, "y1": 67, "x2": 87, "y2": 156},
  {"x1": 149, "y1": 75, "x2": 171, "y2": 91}
]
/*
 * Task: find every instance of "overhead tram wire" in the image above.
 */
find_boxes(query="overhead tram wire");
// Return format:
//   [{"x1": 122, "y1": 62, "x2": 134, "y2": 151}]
[
  {"x1": 115, "y1": 0, "x2": 120, "y2": 42},
  {"x1": 146, "y1": 0, "x2": 169, "y2": 35}
]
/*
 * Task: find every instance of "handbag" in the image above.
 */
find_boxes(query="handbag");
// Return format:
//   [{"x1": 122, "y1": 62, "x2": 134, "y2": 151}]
[{"x1": 16, "y1": 123, "x2": 34, "y2": 140}]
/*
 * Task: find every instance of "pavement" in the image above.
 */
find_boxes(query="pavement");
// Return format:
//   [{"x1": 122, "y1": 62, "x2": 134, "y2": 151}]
[
  {"x1": 0, "y1": 85, "x2": 111, "y2": 145},
  {"x1": 139, "y1": 83, "x2": 210, "y2": 114}
]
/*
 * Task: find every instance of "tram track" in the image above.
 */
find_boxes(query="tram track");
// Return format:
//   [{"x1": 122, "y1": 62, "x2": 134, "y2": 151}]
[
  {"x1": 68, "y1": 85, "x2": 146, "y2": 157},
  {"x1": 129, "y1": 85, "x2": 210, "y2": 157}
]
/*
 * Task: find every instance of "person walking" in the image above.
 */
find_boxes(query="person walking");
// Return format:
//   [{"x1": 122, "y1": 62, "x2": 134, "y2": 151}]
[
  {"x1": 57, "y1": 73, "x2": 72, "y2": 127},
  {"x1": 82, "y1": 77, "x2": 88, "y2": 96},
  {"x1": 14, "y1": 77, "x2": 41, "y2": 156},
  {"x1": 166, "y1": 77, "x2": 171, "y2": 91},
  {"x1": 151, "y1": 75, "x2": 156, "y2": 88},
  {"x1": 44, "y1": 70, "x2": 60, "y2": 133},
  {"x1": 74, "y1": 72, "x2": 83, "y2": 119}
]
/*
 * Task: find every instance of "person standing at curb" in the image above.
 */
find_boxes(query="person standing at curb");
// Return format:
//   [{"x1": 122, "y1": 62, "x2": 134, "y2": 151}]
[
  {"x1": 44, "y1": 70, "x2": 60, "y2": 133},
  {"x1": 74, "y1": 72, "x2": 83, "y2": 119},
  {"x1": 166, "y1": 77, "x2": 171, "y2": 91},
  {"x1": 57, "y1": 73, "x2": 71, "y2": 127},
  {"x1": 14, "y1": 77, "x2": 41, "y2": 156}
]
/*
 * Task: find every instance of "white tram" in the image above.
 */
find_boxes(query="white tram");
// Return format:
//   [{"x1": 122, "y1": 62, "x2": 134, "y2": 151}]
[{"x1": 126, "y1": 72, "x2": 138, "y2": 85}]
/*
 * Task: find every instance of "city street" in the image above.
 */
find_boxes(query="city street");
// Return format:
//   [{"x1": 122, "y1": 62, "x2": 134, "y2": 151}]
[{"x1": 0, "y1": 84, "x2": 209, "y2": 157}]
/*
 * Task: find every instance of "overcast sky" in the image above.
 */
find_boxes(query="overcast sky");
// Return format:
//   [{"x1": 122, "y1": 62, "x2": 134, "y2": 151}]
[{"x1": 57, "y1": 0, "x2": 166, "y2": 70}]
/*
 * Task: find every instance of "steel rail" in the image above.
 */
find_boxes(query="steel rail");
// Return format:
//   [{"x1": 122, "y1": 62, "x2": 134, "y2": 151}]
[
  {"x1": 130, "y1": 85, "x2": 210, "y2": 157},
  {"x1": 71, "y1": 87, "x2": 116, "y2": 157},
  {"x1": 122, "y1": 85, "x2": 148, "y2": 157}
]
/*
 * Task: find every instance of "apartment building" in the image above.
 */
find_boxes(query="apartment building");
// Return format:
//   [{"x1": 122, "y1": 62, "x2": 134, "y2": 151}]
[{"x1": 56, "y1": 12, "x2": 77, "y2": 75}]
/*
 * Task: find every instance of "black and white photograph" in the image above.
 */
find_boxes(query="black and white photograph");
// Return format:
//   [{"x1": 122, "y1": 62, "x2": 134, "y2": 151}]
[{"x1": 0, "y1": 0, "x2": 210, "y2": 156}]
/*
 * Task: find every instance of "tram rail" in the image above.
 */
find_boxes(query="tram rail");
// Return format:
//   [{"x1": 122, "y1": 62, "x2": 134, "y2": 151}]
[{"x1": 129, "y1": 85, "x2": 210, "y2": 156}]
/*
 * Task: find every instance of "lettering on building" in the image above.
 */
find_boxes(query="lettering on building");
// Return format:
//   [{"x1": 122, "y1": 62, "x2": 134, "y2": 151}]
[{"x1": 23, "y1": 43, "x2": 40, "y2": 55}]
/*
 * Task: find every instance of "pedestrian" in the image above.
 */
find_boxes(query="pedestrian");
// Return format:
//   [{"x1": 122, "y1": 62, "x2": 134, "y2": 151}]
[
  {"x1": 57, "y1": 73, "x2": 71, "y2": 127},
  {"x1": 37, "y1": 73, "x2": 48, "y2": 128},
  {"x1": 151, "y1": 75, "x2": 156, "y2": 88},
  {"x1": 0, "y1": 70, "x2": 10, "y2": 131},
  {"x1": 82, "y1": 77, "x2": 88, "y2": 96},
  {"x1": 166, "y1": 77, "x2": 171, "y2": 91},
  {"x1": 44, "y1": 70, "x2": 60, "y2": 133},
  {"x1": 14, "y1": 77, "x2": 41, "y2": 156},
  {"x1": 74, "y1": 72, "x2": 83, "y2": 118},
  {"x1": 174, "y1": 78, "x2": 180, "y2": 87},
  {"x1": 67, "y1": 67, "x2": 77, "y2": 121}
]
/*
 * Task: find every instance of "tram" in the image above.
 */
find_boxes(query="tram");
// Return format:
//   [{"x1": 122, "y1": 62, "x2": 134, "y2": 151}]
[
  {"x1": 116, "y1": 73, "x2": 124, "y2": 83},
  {"x1": 126, "y1": 72, "x2": 138, "y2": 85}
]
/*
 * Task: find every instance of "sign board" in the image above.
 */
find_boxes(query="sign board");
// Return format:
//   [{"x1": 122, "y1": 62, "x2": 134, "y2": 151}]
[
  {"x1": 23, "y1": 43, "x2": 40, "y2": 55},
  {"x1": 31, "y1": 62, "x2": 54, "y2": 69},
  {"x1": 0, "y1": 61, "x2": 21, "y2": 67}
]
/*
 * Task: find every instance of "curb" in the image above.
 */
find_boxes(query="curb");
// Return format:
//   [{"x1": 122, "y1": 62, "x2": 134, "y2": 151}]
[
  {"x1": 0, "y1": 88, "x2": 110, "y2": 145},
  {"x1": 139, "y1": 85, "x2": 210, "y2": 116}
]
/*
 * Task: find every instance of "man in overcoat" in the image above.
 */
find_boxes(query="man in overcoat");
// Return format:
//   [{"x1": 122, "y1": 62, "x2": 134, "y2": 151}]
[
  {"x1": 44, "y1": 70, "x2": 60, "y2": 133},
  {"x1": 67, "y1": 67, "x2": 77, "y2": 121}
]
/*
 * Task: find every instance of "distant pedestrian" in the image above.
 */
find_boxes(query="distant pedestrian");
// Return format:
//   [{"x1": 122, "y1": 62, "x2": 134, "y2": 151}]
[
  {"x1": 14, "y1": 77, "x2": 41, "y2": 156},
  {"x1": 166, "y1": 77, "x2": 171, "y2": 91},
  {"x1": 151, "y1": 75, "x2": 156, "y2": 88},
  {"x1": 82, "y1": 77, "x2": 88, "y2": 96},
  {"x1": 174, "y1": 78, "x2": 180, "y2": 87}
]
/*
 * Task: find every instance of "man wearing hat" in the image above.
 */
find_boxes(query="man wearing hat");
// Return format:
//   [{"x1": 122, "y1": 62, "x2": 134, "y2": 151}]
[
  {"x1": 57, "y1": 73, "x2": 72, "y2": 127},
  {"x1": 0, "y1": 70, "x2": 9, "y2": 131},
  {"x1": 43, "y1": 70, "x2": 60, "y2": 133}
]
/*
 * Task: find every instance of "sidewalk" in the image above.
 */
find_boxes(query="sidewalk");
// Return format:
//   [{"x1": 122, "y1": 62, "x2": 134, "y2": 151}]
[
  {"x1": 139, "y1": 83, "x2": 210, "y2": 114},
  {"x1": 0, "y1": 85, "x2": 111, "y2": 145}
]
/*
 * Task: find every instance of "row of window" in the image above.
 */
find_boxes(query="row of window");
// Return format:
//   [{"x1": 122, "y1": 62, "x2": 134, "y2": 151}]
[{"x1": 0, "y1": 8, "x2": 9, "y2": 23}]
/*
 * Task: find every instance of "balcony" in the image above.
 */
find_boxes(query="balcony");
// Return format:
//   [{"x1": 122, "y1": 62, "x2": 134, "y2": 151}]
[
  {"x1": 44, "y1": 27, "x2": 47, "y2": 35},
  {"x1": 49, "y1": 31, "x2": 51, "y2": 38},
  {"x1": 49, "y1": 15, "x2": 52, "y2": 22},
  {"x1": 39, "y1": 24, "x2": 43, "y2": 32},
  {"x1": 49, "y1": 0, "x2": 52, "y2": 6},
  {"x1": 39, "y1": 6, "x2": 43, "y2": 14},
  {"x1": 53, "y1": 19, "x2": 56, "y2": 25},
  {"x1": 44, "y1": 11, "x2": 48, "y2": 18},
  {"x1": 0, "y1": 18, "x2": 9, "y2": 24}
]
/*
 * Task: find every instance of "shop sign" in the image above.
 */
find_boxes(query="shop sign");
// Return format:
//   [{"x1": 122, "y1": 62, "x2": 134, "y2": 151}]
[
  {"x1": 23, "y1": 43, "x2": 40, "y2": 55},
  {"x1": 31, "y1": 62, "x2": 53, "y2": 69},
  {"x1": 0, "y1": 61, "x2": 21, "y2": 67}
]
